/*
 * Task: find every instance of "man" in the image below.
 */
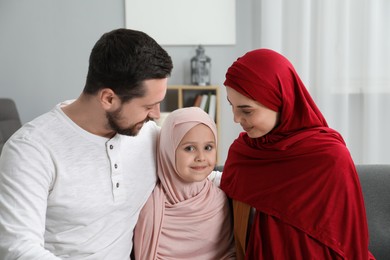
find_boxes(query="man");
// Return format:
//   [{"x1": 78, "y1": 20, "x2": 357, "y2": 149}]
[{"x1": 0, "y1": 28, "x2": 173, "y2": 259}]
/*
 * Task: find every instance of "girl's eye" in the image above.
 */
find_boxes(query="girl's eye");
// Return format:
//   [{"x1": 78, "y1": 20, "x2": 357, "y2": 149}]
[
  {"x1": 184, "y1": 146, "x2": 195, "y2": 152},
  {"x1": 205, "y1": 145, "x2": 214, "y2": 151},
  {"x1": 242, "y1": 110, "x2": 252, "y2": 115}
]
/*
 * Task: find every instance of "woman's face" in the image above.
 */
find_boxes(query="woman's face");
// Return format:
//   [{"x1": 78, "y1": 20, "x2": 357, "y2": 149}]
[{"x1": 226, "y1": 86, "x2": 279, "y2": 138}]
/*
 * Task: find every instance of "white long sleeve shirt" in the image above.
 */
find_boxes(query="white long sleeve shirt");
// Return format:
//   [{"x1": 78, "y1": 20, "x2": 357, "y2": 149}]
[
  {"x1": 208, "y1": 170, "x2": 223, "y2": 187},
  {"x1": 0, "y1": 101, "x2": 159, "y2": 259}
]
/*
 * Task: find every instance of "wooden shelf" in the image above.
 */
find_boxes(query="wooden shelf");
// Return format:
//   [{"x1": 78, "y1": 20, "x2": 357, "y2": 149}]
[
  {"x1": 161, "y1": 85, "x2": 221, "y2": 162},
  {"x1": 162, "y1": 85, "x2": 219, "y2": 121}
]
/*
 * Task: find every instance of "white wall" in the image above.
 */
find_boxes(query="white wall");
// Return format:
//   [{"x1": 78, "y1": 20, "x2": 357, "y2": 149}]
[
  {"x1": 0, "y1": 0, "x2": 254, "y2": 163},
  {"x1": 0, "y1": 0, "x2": 125, "y2": 122}
]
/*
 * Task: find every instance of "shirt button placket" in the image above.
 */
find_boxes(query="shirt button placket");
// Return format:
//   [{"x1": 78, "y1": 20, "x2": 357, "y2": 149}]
[{"x1": 107, "y1": 138, "x2": 124, "y2": 202}]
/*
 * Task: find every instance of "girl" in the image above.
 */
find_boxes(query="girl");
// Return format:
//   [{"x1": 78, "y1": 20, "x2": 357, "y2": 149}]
[{"x1": 134, "y1": 107, "x2": 235, "y2": 260}]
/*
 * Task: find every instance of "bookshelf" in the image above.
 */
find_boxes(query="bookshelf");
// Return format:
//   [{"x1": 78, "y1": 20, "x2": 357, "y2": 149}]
[
  {"x1": 161, "y1": 85, "x2": 219, "y2": 122},
  {"x1": 160, "y1": 85, "x2": 221, "y2": 162}
]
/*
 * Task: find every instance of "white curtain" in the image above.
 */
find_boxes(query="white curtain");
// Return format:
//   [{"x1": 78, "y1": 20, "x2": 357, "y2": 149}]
[{"x1": 253, "y1": 0, "x2": 390, "y2": 164}]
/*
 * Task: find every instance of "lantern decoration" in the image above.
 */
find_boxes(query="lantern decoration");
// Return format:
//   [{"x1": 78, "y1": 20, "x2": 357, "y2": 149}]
[{"x1": 191, "y1": 45, "x2": 211, "y2": 86}]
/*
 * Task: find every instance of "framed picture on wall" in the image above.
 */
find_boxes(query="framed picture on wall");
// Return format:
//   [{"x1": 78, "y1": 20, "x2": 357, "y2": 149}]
[{"x1": 125, "y1": 0, "x2": 236, "y2": 45}]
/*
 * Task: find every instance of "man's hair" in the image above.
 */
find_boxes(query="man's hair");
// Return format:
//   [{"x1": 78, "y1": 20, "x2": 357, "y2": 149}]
[{"x1": 83, "y1": 28, "x2": 173, "y2": 102}]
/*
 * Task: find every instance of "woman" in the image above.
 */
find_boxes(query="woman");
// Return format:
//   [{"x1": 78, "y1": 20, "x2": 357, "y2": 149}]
[
  {"x1": 221, "y1": 48, "x2": 375, "y2": 259},
  {"x1": 134, "y1": 107, "x2": 235, "y2": 260}
]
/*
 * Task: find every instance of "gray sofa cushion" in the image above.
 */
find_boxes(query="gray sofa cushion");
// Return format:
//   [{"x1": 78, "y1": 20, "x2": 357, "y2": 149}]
[
  {"x1": 356, "y1": 164, "x2": 390, "y2": 259},
  {"x1": 0, "y1": 119, "x2": 22, "y2": 153},
  {"x1": 0, "y1": 98, "x2": 22, "y2": 154}
]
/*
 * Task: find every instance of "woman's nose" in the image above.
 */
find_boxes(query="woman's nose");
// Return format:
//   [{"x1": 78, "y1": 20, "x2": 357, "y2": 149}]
[{"x1": 232, "y1": 109, "x2": 241, "y2": 123}]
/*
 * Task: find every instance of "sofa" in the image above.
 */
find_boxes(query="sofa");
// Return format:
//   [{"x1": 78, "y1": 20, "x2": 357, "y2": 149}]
[
  {"x1": 215, "y1": 164, "x2": 390, "y2": 259},
  {"x1": 357, "y1": 164, "x2": 390, "y2": 259},
  {"x1": 0, "y1": 98, "x2": 22, "y2": 154}
]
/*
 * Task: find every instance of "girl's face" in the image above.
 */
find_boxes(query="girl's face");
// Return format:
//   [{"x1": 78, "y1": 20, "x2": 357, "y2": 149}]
[
  {"x1": 226, "y1": 86, "x2": 279, "y2": 138},
  {"x1": 175, "y1": 123, "x2": 217, "y2": 183}
]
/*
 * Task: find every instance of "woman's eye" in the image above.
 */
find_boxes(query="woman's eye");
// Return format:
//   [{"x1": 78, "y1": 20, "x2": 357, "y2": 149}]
[{"x1": 242, "y1": 110, "x2": 252, "y2": 115}]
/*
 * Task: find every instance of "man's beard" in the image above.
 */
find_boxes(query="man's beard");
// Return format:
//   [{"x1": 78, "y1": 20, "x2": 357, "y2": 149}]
[{"x1": 106, "y1": 108, "x2": 150, "y2": 136}]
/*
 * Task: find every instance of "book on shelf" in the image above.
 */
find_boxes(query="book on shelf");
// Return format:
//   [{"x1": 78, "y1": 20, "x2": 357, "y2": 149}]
[
  {"x1": 196, "y1": 92, "x2": 216, "y2": 122},
  {"x1": 208, "y1": 94, "x2": 216, "y2": 121},
  {"x1": 193, "y1": 94, "x2": 202, "y2": 107},
  {"x1": 199, "y1": 94, "x2": 209, "y2": 111},
  {"x1": 203, "y1": 92, "x2": 212, "y2": 113}
]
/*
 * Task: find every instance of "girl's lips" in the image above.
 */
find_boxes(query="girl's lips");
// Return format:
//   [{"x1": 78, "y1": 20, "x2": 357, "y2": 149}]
[{"x1": 191, "y1": 166, "x2": 208, "y2": 171}]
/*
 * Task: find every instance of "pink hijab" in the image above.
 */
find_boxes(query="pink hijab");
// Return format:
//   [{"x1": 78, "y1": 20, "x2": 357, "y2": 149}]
[{"x1": 134, "y1": 107, "x2": 235, "y2": 260}]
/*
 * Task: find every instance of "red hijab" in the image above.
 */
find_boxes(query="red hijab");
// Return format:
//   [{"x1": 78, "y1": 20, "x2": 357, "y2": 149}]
[{"x1": 221, "y1": 49, "x2": 372, "y2": 259}]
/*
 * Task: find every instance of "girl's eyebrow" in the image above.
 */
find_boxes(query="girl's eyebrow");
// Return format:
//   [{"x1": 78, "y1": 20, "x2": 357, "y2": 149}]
[{"x1": 179, "y1": 141, "x2": 216, "y2": 148}]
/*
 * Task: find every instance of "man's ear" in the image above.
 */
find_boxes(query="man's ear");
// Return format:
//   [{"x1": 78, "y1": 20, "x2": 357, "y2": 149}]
[{"x1": 99, "y1": 88, "x2": 120, "y2": 111}]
